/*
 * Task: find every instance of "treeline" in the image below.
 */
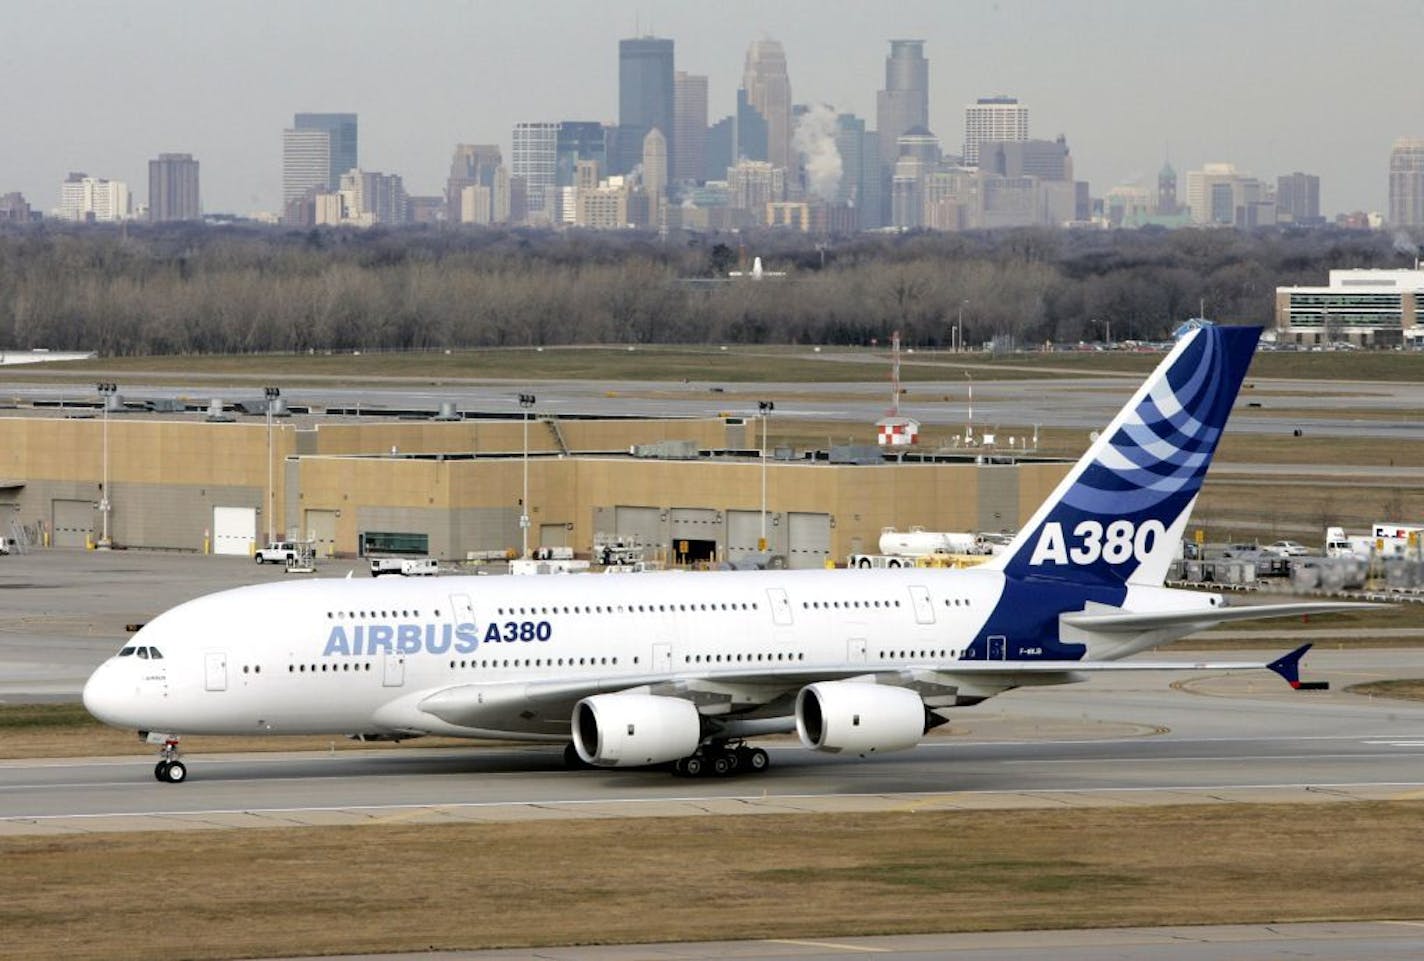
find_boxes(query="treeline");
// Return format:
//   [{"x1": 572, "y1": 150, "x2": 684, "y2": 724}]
[{"x1": 0, "y1": 223, "x2": 1415, "y2": 355}]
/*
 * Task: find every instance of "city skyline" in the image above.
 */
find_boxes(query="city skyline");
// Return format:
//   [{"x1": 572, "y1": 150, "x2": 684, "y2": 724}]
[{"x1": 3, "y1": 0, "x2": 1420, "y2": 218}]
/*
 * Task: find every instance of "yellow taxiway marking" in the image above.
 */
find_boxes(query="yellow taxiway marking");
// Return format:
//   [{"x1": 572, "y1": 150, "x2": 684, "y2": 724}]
[{"x1": 766, "y1": 939, "x2": 890, "y2": 953}]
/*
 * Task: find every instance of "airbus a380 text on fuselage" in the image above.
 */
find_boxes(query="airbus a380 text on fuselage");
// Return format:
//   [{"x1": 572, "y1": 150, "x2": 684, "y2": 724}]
[{"x1": 84, "y1": 325, "x2": 1359, "y2": 782}]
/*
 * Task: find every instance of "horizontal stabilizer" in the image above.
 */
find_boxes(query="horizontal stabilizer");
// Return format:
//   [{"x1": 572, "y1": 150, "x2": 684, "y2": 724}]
[{"x1": 1060, "y1": 601, "x2": 1377, "y2": 635}]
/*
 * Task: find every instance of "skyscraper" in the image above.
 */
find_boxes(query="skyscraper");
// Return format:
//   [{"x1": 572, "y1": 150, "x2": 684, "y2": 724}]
[
  {"x1": 736, "y1": 88, "x2": 769, "y2": 163},
  {"x1": 673, "y1": 71, "x2": 707, "y2": 183},
  {"x1": 617, "y1": 36, "x2": 674, "y2": 175},
  {"x1": 1388, "y1": 139, "x2": 1424, "y2": 227},
  {"x1": 1276, "y1": 172, "x2": 1321, "y2": 224},
  {"x1": 293, "y1": 113, "x2": 357, "y2": 188},
  {"x1": 642, "y1": 127, "x2": 668, "y2": 203},
  {"x1": 57, "y1": 173, "x2": 130, "y2": 222},
  {"x1": 875, "y1": 40, "x2": 928, "y2": 168},
  {"x1": 741, "y1": 40, "x2": 793, "y2": 171},
  {"x1": 446, "y1": 144, "x2": 503, "y2": 223},
  {"x1": 1157, "y1": 161, "x2": 1179, "y2": 215},
  {"x1": 282, "y1": 129, "x2": 330, "y2": 206},
  {"x1": 963, "y1": 96, "x2": 1028, "y2": 166},
  {"x1": 148, "y1": 153, "x2": 200, "y2": 222},
  {"x1": 513, "y1": 122, "x2": 560, "y2": 222},
  {"x1": 555, "y1": 122, "x2": 607, "y2": 188}
]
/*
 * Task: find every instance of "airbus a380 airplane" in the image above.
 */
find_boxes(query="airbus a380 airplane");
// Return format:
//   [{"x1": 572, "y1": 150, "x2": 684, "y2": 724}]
[{"x1": 85, "y1": 325, "x2": 1359, "y2": 783}]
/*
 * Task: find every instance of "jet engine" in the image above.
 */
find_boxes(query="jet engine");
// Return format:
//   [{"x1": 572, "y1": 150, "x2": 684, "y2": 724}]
[
  {"x1": 795, "y1": 681, "x2": 926, "y2": 756},
  {"x1": 572, "y1": 693, "x2": 702, "y2": 767}
]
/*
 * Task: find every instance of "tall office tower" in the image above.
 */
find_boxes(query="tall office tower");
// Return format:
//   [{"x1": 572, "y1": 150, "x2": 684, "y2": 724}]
[
  {"x1": 1157, "y1": 161, "x2": 1179, "y2": 215},
  {"x1": 642, "y1": 127, "x2": 668, "y2": 201},
  {"x1": 706, "y1": 116, "x2": 734, "y2": 180},
  {"x1": 833, "y1": 113, "x2": 866, "y2": 207},
  {"x1": 147, "y1": 153, "x2": 200, "y2": 222},
  {"x1": 1277, "y1": 171, "x2": 1321, "y2": 224},
  {"x1": 617, "y1": 36, "x2": 674, "y2": 175},
  {"x1": 293, "y1": 113, "x2": 357, "y2": 188},
  {"x1": 963, "y1": 96, "x2": 1028, "y2": 166},
  {"x1": 283, "y1": 128, "x2": 330, "y2": 205},
  {"x1": 1185, "y1": 163, "x2": 1272, "y2": 226},
  {"x1": 339, "y1": 170, "x2": 409, "y2": 225},
  {"x1": 741, "y1": 40, "x2": 793, "y2": 171},
  {"x1": 446, "y1": 144, "x2": 502, "y2": 222},
  {"x1": 57, "y1": 173, "x2": 131, "y2": 221},
  {"x1": 555, "y1": 122, "x2": 607, "y2": 188},
  {"x1": 735, "y1": 88, "x2": 769, "y2": 162},
  {"x1": 512, "y1": 121, "x2": 560, "y2": 222},
  {"x1": 673, "y1": 71, "x2": 708, "y2": 182},
  {"x1": 1388, "y1": 139, "x2": 1424, "y2": 227},
  {"x1": 875, "y1": 40, "x2": 928, "y2": 168},
  {"x1": 979, "y1": 137, "x2": 1070, "y2": 180}
]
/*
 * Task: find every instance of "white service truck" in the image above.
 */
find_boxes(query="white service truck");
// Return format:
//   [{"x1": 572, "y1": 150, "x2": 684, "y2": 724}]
[
  {"x1": 369, "y1": 557, "x2": 439, "y2": 577},
  {"x1": 254, "y1": 541, "x2": 300, "y2": 564},
  {"x1": 847, "y1": 526, "x2": 1000, "y2": 569}
]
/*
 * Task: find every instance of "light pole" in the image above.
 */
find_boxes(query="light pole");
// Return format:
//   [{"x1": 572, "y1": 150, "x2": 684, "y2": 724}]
[
  {"x1": 957, "y1": 300, "x2": 969, "y2": 353},
  {"x1": 519, "y1": 393, "x2": 535, "y2": 558},
  {"x1": 264, "y1": 386, "x2": 280, "y2": 545},
  {"x1": 96, "y1": 382, "x2": 117, "y2": 549},
  {"x1": 758, "y1": 400, "x2": 774, "y2": 550}
]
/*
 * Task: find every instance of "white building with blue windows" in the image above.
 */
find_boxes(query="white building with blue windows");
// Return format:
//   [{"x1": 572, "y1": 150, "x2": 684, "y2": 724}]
[{"x1": 1274, "y1": 267, "x2": 1424, "y2": 348}]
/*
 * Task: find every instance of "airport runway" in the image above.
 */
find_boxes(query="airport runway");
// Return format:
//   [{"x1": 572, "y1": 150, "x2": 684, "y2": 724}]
[
  {"x1": 258, "y1": 922, "x2": 1424, "y2": 961},
  {"x1": 4, "y1": 647, "x2": 1423, "y2": 835}
]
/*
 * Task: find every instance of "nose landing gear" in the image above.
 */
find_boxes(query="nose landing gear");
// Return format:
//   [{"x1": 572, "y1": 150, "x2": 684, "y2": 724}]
[{"x1": 151, "y1": 735, "x2": 187, "y2": 783}]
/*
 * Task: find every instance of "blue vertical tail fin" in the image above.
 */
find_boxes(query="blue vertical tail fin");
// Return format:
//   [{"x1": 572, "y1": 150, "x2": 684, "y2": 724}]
[{"x1": 985, "y1": 325, "x2": 1259, "y2": 587}]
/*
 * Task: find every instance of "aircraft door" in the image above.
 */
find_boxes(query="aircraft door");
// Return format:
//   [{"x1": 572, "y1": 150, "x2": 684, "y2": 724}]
[
  {"x1": 449, "y1": 593, "x2": 474, "y2": 624},
  {"x1": 204, "y1": 651, "x2": 228, "y2": 692},
  {"x1": 988, "y1": 635, "x2": 1007, "y2": 660},
  {"x1": 847, "y1": 638, "x2": 867, "y2": 663},
  {"x1": 383, "y1": 653, "x2": 406, "y2": 687},
  {"x1": 908, "y1": 586, "x2": 936, "y2": 625},
  {"x1": 652, "y1": 642, "x2": 672, "y2": 675},
  {"x1": 766, "y1": 588, "x2": 793, "y2": 626}
]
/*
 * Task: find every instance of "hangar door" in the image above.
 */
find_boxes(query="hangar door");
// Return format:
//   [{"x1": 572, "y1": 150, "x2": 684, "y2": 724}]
[
  {"x1": 613, "y1": 506, "x2": 662, "y2": 558},
  {"x1": 726, "y1": 509, "x2": 765, "y2": 558},
  {"x1": 52, "y1": 499, "x2": 94, "y2": 548},
  {"x1": 304, "y1": 509, "x2": 338, "y2": 557},
  {"x1": 787, "y1": 512, "x2": 831, "y2": 569},
  {"x1": 669, "y1": 508, "x2": 719, "y2": 564},
  {"x1": 213, "y1": 506, "x2": 257, "y2": 556}
]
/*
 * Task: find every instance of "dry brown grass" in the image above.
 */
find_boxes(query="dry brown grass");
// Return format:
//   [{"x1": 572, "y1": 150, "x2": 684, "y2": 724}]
[
  {"x1": 2, "y1": 803, "x2": 1422, "y2": 961},
  {"x1": 1345, "y1": 679, "x2": 1424, "y2": 701}
]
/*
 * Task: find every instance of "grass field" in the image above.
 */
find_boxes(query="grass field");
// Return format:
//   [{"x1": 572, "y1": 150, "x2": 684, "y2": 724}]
[
  {"x1": 3, "y1": 802, "x2": 1422, "y2": 961},
  {"x1": 1345, "y1": 679, "x2": 1424, "y2": 701}
]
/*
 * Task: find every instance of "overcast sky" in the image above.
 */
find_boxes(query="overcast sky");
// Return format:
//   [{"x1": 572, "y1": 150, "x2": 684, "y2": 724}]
[{"x1": 4, "y1": 0, "x2": 1419, "y2": 217}]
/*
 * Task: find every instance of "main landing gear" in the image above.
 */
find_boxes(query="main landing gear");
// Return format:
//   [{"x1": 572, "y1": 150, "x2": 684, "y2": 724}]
[
  {"x1": 672, "y1": 741, "x2": 769, "y2": 778},
  {"x1": 152, "y1": 735, "x2": 187, "y2": 783}
]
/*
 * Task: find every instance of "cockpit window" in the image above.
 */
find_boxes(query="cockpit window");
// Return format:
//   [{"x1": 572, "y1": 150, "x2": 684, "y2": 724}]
[
  {"x1": 137, "y1": 647, "x2": 150, "y2": 659},
  {"x1": 148, "y1": 647, "x2": 163, "y2": 659},
  {"x1": 118, "y1": 647, "x2": 136, "y2": 657}
]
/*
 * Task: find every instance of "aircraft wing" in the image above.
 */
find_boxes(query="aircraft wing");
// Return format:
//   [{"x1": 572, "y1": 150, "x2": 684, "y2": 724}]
[{"x1": 1060, "y1": 601, "x2": 1375, "y2": 634}]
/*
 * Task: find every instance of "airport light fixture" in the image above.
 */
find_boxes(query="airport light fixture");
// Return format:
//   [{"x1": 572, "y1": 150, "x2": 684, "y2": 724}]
[
  {"x1": 264, "y1": 387, "x2": 280, "y2": 545},
  {"x1": 758, "y1": 400, "x2": 774, "y2": 549},
  {"x1": 957, "y1": 300, "x2": 969, "y2": 353},
  {"x1": 96, "y1": 382, "x2": 117, "y2": 549},
  {"x1": 519, "y1": 393, "x2": 536, "y2": 558}
]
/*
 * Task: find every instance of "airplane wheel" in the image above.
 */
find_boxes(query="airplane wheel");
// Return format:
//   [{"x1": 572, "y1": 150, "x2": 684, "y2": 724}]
[
  {"x1": 154, "y1": 761, "x2": 170, "y2": 781},
  {"x1": 711, "y1": 753, "x2": 734, "y2": 776},
  {"x1": 743, "y1": 747, "x2": 770, "y2": 773},
  {"x1": 680, "y1": 755, "x2": 704, "y2": 777},
  {"x1": 858, "y1": 558, "x2": 871, "y2": 568},
  {"x1": 164, "y1": 761, "x2": 187, "y2": 783}
]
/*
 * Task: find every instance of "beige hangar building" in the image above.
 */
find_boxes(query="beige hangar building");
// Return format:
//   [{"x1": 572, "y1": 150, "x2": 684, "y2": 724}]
[{"x1": 0, "y1": 407, "x2": 1070, "y2": 568}]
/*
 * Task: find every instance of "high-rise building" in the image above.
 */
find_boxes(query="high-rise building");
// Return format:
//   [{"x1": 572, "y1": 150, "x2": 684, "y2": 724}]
[
  {"x1": 1277, "y1": 172, "x2": 1321, "y2": 224},
  {"x1": 963, "y1": 96, "x2": 1028, "y2": 166},
  {"x1": 833, "y1": 113, "x2": 867, "y2": 209},
  {"x1": 736, "y1": 88, "x2": 769, "y2": 163},
  {"x1": 446, "y1": 144, "x2": 502, "y2": 222},
  {"x1": 741, "y1": 40, "x2": 793, "y2": 171},
  {"x1": 979, "y1": 137, "x2": 1070, "y2": 181},
  {"x1": 555, "y1": 122, "x2": 607, "y2": 189},
  {"x1": 728, "y1": 159, "x2": 783, "y2": 220},
  {"x1": 0, "y1": 193, "x2": 35, "y2": 223},
  {"x1": 617, "y1": 36, "x2": 674, "y2": 175},
  {"x1": 339, "y1": 169, "x2": 409, "y2": 225},
  {"x1": 1185, "y1": 163, "x2": 1273, "y2": 227},
  {"x1": 512, "y1": 121, "x2": 560, "y2": 222},
  {"x1": 57, "y1": 173, "x2": 130, "y2": 222},
  {"x1": 673, "y1": 72, "x2": 707, "y2": 183},
  {"x1": 283, "y1": 128, "x2": 331, "y2": 206},
  {"x1": 147, "y1": 153, "x2": 200, "y2": 222},
  {"x1": 1388, "y1": 139, "x2": 1424, "y2": 228},
  {"x1": 875, "y1": 40, "x2": 928, "y2": 168},
  {"x1": 1157, "y1": 161, "x2": 1179, "y2": 215},
  {"x1": 293, "y1": 113, "x2": 357, "y2": 188},
  {"x1": 642, "y1": 127, "x2": 668, "y2": 201},
  {"x1": 706, "y1": 116, "x2": 734, "y2": 181}
]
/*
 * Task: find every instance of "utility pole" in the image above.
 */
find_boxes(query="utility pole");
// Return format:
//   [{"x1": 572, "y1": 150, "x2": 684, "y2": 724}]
[
  {"x1": 519, "y1": 393, "x2": 536, "y2": 558},
  {"x1": 957, "y1": 300, "x2": 969, "y2": 353},
  {"x1": 264, "y1": 386, "x2": 280, "y2": 545},
  {"x1": 96, "y1": 382, "x2": 117, "y2": 549}
]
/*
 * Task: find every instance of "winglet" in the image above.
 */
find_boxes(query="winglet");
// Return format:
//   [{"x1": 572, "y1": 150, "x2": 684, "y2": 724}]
[{"x1": 1266, "y1": 643, "x2": 1328, "y2": 691}]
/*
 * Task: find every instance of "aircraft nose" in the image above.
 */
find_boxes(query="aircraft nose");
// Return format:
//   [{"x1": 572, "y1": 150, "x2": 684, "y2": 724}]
[{"x1": 82, "y1": 662, "x2": 131, "y2": 727}]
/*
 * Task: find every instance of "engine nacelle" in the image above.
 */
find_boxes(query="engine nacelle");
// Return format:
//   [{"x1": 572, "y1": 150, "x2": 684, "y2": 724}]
[
  {"x1": 572, "y1": 693, "x2": 702, "y2": 767},
  {"x1": 795, "y1": 681, "x2": 926, "y2": 757}
]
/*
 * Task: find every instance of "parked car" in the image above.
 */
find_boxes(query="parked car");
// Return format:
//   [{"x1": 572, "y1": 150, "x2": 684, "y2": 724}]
[
  {"x1": 1220, "y1": 542, "x2": 1260, "y2": 558},
  {"x1": 254, "y1": 541, "x2": 299, "y2": 564},
  {"x1": 1263, "y1": 540, "x2": 1310, "y2": 557}
]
